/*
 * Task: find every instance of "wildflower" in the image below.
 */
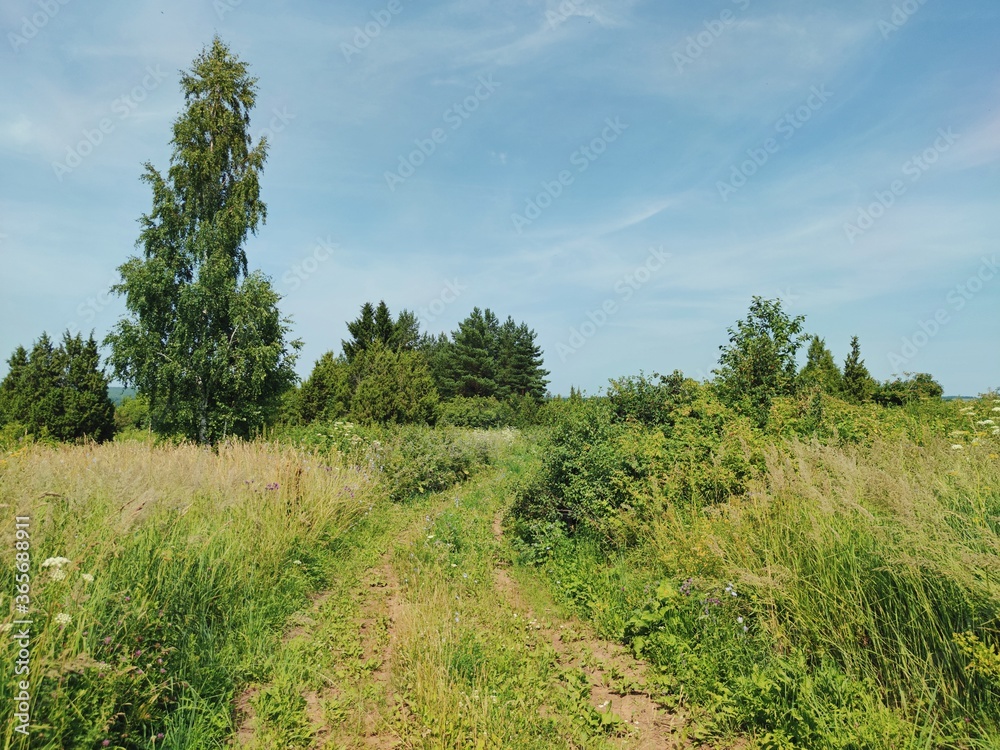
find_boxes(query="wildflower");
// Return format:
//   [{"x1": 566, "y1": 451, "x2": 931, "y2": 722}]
[
  {"x1": 54, "y1": 613, "x2": 71, "y2": 626},
  {"x1": 81, "y1": 573, "x2": 94, "y2": 583},
  {"x1": 102, "y1": 741, "x2": 111, "y2": 748},
  {"x1": 952, "y1": 444, "x2": 964, "y2": 450},
  {"x1": 737, "y1": 616, "x2": 744, "y2": 624},
  {"x1": 743, "y1": 625, "x2": 749, "y2": 632},
  {"x1": 992, "y1": 407, "x2": 1000, "y2": 412},
  {"x1": 265, "y1": 482, "x2": 279, "y2": 491},
  {"x1": 103, "y1": 636, "x2": 113, "y2": 645},
  {"x1": 41, "y1": 556, "x2": 71, "y2": 569},
  {"x1": 977, "y1": 420, "x2": 995, "y2": 426},
  {"x1": 50, "y1": 568, "x2": 67, "y2": 581}
]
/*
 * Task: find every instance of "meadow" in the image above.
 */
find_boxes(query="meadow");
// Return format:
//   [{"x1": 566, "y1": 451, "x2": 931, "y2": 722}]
[{"x1": 1, "y1": 389, "x2": 999, "y2": 749}]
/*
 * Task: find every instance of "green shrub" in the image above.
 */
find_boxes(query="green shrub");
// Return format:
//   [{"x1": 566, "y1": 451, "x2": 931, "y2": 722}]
[
  {"x1": 437, "y1": 396, "x2": 515, "y2": 429},
  {"x1": 377, "y1": 425, "x2": 493, "y2": 501}
]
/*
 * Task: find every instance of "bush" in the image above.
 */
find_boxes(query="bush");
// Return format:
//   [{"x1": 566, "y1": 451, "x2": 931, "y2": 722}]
[
  {"x1": 438, "y1": 396, "x2": 515, "y2": 429},
  {"x1": 511, "y1": 386, "x2": 766, "y2": 546},
  {"x1": 114, "y1": 395, "x2": 150, "y2": 432},
  {"x1": 377, "y1": 425, "x2": 494, "y2": 501}
]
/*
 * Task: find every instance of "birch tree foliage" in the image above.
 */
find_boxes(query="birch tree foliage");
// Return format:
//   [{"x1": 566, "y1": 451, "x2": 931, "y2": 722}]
[{"x1": 106, "y1": 37, "x2": 299, "y2": 443}]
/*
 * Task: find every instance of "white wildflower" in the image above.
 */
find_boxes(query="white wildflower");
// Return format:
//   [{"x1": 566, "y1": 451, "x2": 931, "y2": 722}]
[
  {"x1": 81, "y1": 573, "x2": 94, "y2": 583},
  {"x1": 977, "y1": 420, "x2": 995, "y2": 426},
  {"x1": 54, "y1": 613, "x2": 71, "y2": 626},
  {"x1": 951, "y1": 444, "x2": 964, "y2": 450},
  {"x1": 50, "y1": 568, "x2": 67, "y2": 581},
  {"x1": 41, "y1": 557, "x2": 71, "y2": 569}
]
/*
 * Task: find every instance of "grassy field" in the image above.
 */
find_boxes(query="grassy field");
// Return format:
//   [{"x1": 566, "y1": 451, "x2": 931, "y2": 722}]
[
  {"x1": 1, "y1": 394, "x2": 999, "y2": 748},
  {"x1": 510, "y1": 391, "x2": 1000, "y2": 748}
]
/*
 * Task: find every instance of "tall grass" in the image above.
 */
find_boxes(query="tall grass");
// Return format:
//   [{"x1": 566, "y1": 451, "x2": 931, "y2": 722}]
[
  {"x1": 647, "y1": 436, "x2": 1000, "y2": 742},
  {"x1": 0, "y1": 440, "x2": 374, "y2": 749},
  {"x1": 514, "y1": 394, "x2": 1000, "y2": 746}
]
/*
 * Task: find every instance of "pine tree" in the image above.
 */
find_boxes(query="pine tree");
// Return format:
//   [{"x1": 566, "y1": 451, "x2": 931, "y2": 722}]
[
  {"x1": 495, "y1": 317, "x2": 548, "y2": 401},
  {"x1": 105, "y1": 37, "x2": 299, "y2": 443},
  {"x1": 442, "y1": 308, "x2": 499, "y2": 398},
  {"x1": 842, "y1": 336, "x2": 875, "y2": 404}
]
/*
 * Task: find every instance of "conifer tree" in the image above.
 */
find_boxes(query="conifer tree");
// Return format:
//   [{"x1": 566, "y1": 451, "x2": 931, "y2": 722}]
[
  {"x1": 0, "y1": 332, "x2": 115, "y2": 441},
  {"x1": 798, "y1": 336, "x2": 843, "y2": 395},
  {"x1": 442, "y1": 308, "x2": 499, "y2": 398},
  {"x1": 842, "y1": 335, "x2": 875, "y2": 404}
]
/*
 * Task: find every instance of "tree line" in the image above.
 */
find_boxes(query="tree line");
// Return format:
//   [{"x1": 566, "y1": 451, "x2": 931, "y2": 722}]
[{"x1": 0, "y1": 39, "x2": 951, "y2": 445}]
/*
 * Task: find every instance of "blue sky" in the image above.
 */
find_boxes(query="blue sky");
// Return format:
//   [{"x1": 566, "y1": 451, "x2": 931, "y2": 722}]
[{"x1": 1, "y1": 0, "x2": 998, "y2": 396}]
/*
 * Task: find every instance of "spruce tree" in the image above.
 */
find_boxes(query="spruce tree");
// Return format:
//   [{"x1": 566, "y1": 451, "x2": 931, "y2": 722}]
[
  {"x1": 343, "y1": 302, "x2": 377, "y2": 362},
  {"x1": 0, "y1": 332, "x2": 114, "y2": 441},
  {"x1": 495, "y1": 317, "x2": 548, "y2": 402},
  {"x1": 842, "y1": 336, "x2": 875, "y2": 404}
]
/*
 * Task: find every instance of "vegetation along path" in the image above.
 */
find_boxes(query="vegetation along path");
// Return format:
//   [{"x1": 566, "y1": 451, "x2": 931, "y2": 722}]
[{"x1": 234, "y1": 443, "x2": 711, "y2": 749}]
